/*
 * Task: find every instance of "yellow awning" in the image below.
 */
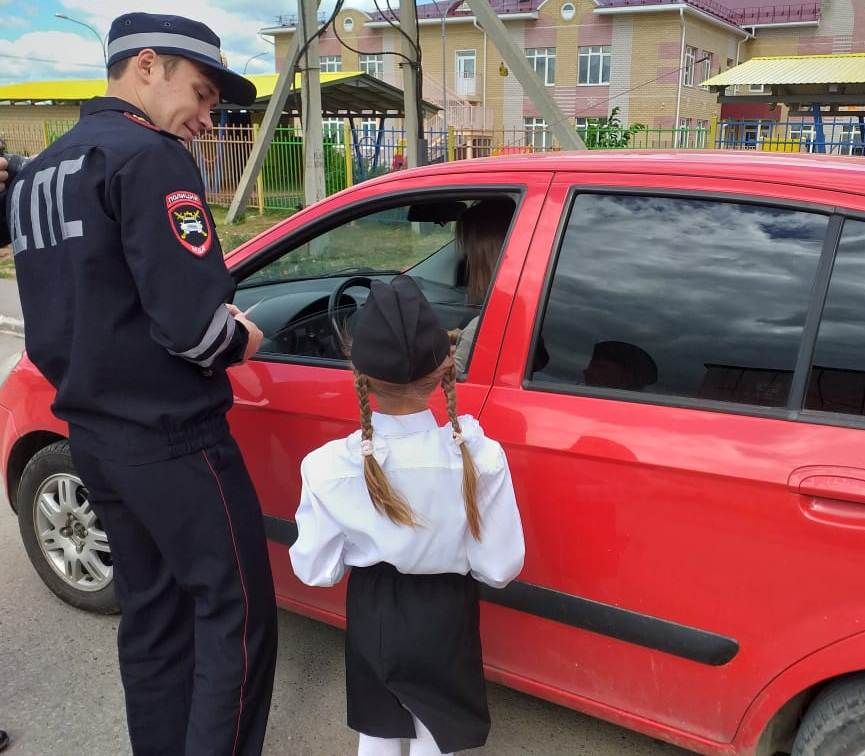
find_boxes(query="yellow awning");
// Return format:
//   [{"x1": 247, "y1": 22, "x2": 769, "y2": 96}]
[
  {"x1": 0, "y1": 72, "x2": 361, "y2": 104},
  {"x1": 703, "y1": 54, "x2": 865, "y2": 88}
]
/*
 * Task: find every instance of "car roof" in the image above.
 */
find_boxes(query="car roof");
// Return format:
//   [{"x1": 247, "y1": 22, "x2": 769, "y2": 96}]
[{"x1": 369, "y1": 150, "x2": 865, "y2": 200}]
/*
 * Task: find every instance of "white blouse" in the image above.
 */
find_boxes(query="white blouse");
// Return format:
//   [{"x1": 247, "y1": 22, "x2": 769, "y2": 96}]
[{"x1": 289, "y1": 409, "x2": 525, "y2": 589}]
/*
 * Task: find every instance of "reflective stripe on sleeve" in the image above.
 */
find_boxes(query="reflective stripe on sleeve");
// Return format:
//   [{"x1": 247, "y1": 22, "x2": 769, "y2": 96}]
[{"x1": 168, "y1": 304, "x2": 235, "y2": 365}]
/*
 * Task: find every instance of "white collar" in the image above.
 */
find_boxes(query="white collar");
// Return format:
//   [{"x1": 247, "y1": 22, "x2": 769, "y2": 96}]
[{"x1": 371, "y1": 410, "x2": 437, "y2": 436}]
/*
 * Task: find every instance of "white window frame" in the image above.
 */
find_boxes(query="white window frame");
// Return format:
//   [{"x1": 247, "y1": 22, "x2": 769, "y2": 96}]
[
  {"x1": 526, "y1": 47, "x2": 556, "y2": 87},
  {"x1": 790, "y1": 124, "x2": 816, "y2": 153},
  {"x1": 749, "y1": 83, "x2": 767, "y2": 93},
  {"x1": 525, "y1": 117, "x2": 551, "y2": 150},
  {"x1": 360, "y1": 118, "x2": 378, "y2": 140},
  {"x1": 696, "y1": 119, "x2": 709, "y2": 148},
  {"x1": 319, "y1": 55, "x2": 342, "y2": 73},
  {"x1": 578, "y1": 46, "x2": 611, "y2": 85},
  {"x1": 683, "y1": 46, "x2": 697, "y2": 87},
  {"x1": 455, "y1": 49, "x2": 477, "y2": 96},
  {"x1": 322, "y1": 117, "x2": 344, "y2": 144},
  {"x1": 359, "y1": 53, "x2": 384, "y2": 79},
  {"x1": 700, "y1": 52, "x2": 713, "y2": 89}
]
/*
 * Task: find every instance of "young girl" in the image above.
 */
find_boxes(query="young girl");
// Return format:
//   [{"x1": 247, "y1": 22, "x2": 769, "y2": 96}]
[{"x1": 289, "y1": 274, "x2": 525, "y2": 756}]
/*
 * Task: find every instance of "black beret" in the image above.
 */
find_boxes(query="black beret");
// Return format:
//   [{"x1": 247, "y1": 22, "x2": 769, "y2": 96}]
[{"x1": 351, "y1": 275, "x2": 450, "y2": 384}]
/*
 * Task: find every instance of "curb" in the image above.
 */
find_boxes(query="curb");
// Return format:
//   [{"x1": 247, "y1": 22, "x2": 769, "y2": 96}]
[{"x1": 0, "y1": 314, "x2": 24, "y2": 338}]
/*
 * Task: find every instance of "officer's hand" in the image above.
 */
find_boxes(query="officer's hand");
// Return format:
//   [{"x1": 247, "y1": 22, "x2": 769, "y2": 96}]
[
  {"x1": 232, "y1": 310, "x2": 263, "y2": 362},
  {"x1": 0, "y1": 156, "x2": 8, "y2": 194}
]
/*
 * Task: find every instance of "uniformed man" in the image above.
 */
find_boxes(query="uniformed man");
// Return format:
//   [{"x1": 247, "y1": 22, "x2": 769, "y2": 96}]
[{"x1": 5, "y1": 13, "x2": 278, "y2": 755}]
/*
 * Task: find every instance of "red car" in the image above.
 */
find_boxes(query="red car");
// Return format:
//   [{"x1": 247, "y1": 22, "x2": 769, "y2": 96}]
[{"x1": 4, "y1": 151, "x2": 865, "y2": 755}]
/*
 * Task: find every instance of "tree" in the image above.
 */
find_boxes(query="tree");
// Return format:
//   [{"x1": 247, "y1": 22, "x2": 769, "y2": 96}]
[{"x1": 580, "y1": 107, "x2": 646, "y2": 149}]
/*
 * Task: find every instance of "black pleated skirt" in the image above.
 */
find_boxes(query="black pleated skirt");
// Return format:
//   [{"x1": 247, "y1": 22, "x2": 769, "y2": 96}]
[{"x1": 345, "y1": 562, "x2": 491, "y2": 754}]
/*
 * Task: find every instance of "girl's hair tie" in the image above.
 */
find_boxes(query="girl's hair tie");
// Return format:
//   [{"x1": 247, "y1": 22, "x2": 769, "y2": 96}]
[
  {"x1": 452, "y1": 432, "x2": 465, "y2": 447},
  {"x1": 360, "y1": 439, "x2": 375, "y2": 457}
]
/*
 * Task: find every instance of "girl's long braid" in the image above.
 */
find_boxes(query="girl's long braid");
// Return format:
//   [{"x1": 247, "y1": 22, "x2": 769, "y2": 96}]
[
  {"x1": 354, "y1": 370, "x2": 416, "y2": 527},
  {"x1": 442, "y1": 364, "x2": 481, "y2": 539}
]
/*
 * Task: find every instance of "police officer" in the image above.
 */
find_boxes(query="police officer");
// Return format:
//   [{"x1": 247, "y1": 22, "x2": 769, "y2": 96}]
[{"x1": 5, "y1": 13, "x2": 277, "y2": 755}]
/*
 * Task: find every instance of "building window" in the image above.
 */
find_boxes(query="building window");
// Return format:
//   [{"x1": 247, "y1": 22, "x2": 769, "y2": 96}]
[
  {"x1": 701, "y1": 52, "x2": 713, "y2": 88},
  {"x1": 839, "y1": 124, "x2": 864, "y2": 155},
  {"x1": 560, "y1": 2, "x2": 576, "y2": 20},
  {"x1": 682, "y1": 46, "x2": 697, "y2": 87},
  {"x1": 360, "y1": 118, "x2": 378, "y2": 139},
  {"x1": 319, "y1": 55, "x2": 342, "y2": 73},
  {"x1": 343, "y1": 16, "x2": 354, "y2": 32},
  {"x1": 526, "y1": 47, "x2": 556, "y2": 86},
  {"x1": 696, "y1": 119, "x2": 709, "y2": 147},
  {"x1": 360, "y1": 53, "x2": 384, "y2": 79},
  {"x1": 749, "y1": 83, "x2": 767, "y2": 93},
  {"x1": 578, "y1": 46, "x2": 611, "y2": 85},
  {"x1": 790, "y1": 123, "x2": 816, "y2": 152},
  {"x1": 455, "y1": 50, "x2": 476, "y2": 96},
  {"x1": 322, "y1": 117, "x2": 344, "y2": 144},
  {"x1": 525, "y1": 117, "x2": 551, "y2": 150}
]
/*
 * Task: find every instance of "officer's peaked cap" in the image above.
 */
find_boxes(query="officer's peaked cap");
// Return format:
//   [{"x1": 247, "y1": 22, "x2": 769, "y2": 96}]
[
  {"x1": 107, "y1": 13, "x2": 256, "y2": 106},
  {"x1": 351, "y1": 275, "x2": 451, "y2": 384}
]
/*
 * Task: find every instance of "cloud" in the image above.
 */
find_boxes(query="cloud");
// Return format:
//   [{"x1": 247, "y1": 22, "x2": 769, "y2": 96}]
[
  {"x1": 0, "y1": 2, "x2": 285, "y2": 83},
  {"x1": 0, "y1": 31, "x2": 105, "y2": 84}
]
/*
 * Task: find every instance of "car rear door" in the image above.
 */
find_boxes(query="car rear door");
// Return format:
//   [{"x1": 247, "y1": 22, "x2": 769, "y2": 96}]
[
  {"x1": 225, "y1": 170, "x2": 552, "y2": 622},
  {"x1": 478, "y1": 169, "x2": 865, "y2": 747}
]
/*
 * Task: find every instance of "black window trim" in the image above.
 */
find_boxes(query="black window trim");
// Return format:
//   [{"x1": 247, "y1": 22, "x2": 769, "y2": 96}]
[
  {"x1": 229, "y1": 185, "x2": 526, "y2": 370},
  {"x1": 522, "y1": 184, "x2": 861, "y2": 428}
]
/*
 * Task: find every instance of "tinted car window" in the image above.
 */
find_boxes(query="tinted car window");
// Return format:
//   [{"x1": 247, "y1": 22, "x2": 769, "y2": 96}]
[
  {"x1": 806, "y1": 219, "x2": 865, "y2": 415},
  {"x1": 531, "y1": 194, "x2": 827, "y2": 408}
]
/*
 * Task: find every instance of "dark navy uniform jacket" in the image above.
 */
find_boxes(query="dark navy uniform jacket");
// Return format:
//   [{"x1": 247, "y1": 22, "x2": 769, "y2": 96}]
[{"x1": 5, "y1": 97, "x2": 248, "y2": 463}]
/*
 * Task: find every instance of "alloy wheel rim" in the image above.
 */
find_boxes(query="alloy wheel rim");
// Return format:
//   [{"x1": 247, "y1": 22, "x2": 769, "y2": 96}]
[{"x1": 32, "y1": 473, "x2": 112, "y2": 592}]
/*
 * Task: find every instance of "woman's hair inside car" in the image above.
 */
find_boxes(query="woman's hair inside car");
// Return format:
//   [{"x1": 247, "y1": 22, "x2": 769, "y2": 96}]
[{"x1": 457, "y1": 197, "x2": 516, "y2": 306}]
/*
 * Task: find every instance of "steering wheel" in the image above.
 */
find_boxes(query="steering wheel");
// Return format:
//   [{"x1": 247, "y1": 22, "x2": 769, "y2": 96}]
[{"x1": 328, "y1": 276, "x2": 373, "y2": 344}]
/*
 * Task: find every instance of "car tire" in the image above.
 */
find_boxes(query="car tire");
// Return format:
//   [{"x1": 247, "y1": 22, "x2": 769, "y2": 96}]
[
  {"x1": 17, "y1": 440, "x2": 118, "y2": 614},
  {"x1": 792, "y1": 674, "x2": 865, "y2": 756}
]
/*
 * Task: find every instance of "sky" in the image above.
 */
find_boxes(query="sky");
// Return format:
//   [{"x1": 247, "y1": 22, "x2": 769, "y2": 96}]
[{"x1": 0, "y1": 0, "x2": 375, "y2": 85}]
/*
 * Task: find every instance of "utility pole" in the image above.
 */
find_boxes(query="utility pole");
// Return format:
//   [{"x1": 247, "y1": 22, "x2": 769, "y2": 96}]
[
  {"x1": 225, "y1": 0, "x2": 323, "y2": 223},
  {"x1": 399, "y1": 0, "x2": 425, "y2": 166},
  {"x1": 463, "y1": 0, "x2": 583, "y2": 150},
  {"x1": 299, "y1": 0, "x2": 326, "y2": 204}
]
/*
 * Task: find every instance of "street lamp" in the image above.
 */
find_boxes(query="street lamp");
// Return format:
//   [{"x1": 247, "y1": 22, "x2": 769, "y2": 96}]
[
  {"x1": 55, "y1": 13, "x2": 107, "y2": 67},
  {"x1": 243, "y1": 51, "x2": 270, "y2": 74}
]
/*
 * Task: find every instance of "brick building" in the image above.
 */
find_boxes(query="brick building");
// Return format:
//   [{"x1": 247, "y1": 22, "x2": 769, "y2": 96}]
[{"x1": 261, "y1": 0, "x2": 864, "y2": 140}]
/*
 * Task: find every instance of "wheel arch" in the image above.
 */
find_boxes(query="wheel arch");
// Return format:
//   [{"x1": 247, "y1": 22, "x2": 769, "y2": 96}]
[
  {"x1": 737, "y1": 632, "x2": 865, "y2": 755},
  {"x1": 7, "y1": 431, "x2": 67, "y2": 513}
]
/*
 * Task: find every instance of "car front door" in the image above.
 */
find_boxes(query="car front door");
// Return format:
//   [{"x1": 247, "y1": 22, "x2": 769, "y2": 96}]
[{"x1": 225, "y1": 170, "x2": 552, "y2": 622}]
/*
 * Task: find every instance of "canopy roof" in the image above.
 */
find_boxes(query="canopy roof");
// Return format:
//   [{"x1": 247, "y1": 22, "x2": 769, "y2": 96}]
[
  {"x1": 703, "y1": 54, "x2": 865, "y2": 116},
  {"x1": 0, "y1": 71, "x2": 438, "y2": 117}
]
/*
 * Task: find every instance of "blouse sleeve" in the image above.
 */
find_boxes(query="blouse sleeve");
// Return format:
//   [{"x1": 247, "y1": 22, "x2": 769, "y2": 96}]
[
  {"x1": 289, "y1": 462, "x2": 347, "y2": 587},
  {"x1": 466, "y1": 444, "x2": 525, "y2": 589}
]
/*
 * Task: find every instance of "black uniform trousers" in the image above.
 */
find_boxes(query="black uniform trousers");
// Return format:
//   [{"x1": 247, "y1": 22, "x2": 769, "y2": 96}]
[{"x1": 70, "y1": 432, "x2": 278, "y2": 756}]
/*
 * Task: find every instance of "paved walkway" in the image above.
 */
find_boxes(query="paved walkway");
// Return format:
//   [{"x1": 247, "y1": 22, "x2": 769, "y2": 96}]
[{"x1": 0, "y1": 277, "x2": 22, "y2": 336}]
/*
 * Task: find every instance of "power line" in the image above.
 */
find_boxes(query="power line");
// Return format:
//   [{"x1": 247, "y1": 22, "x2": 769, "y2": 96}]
[{"x1": 0, "y1": 51, "x2": 104, "y2": 68}]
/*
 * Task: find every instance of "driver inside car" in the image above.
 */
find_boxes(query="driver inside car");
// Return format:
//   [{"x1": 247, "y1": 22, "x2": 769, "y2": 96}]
[{"x1": 452, "y1": 198, "x2": 516, "y2": 374}]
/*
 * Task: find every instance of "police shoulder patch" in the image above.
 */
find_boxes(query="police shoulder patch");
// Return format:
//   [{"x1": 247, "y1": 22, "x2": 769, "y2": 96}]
[{"x1": 165, "y1": 190, "x2": 213, "y2": 257}]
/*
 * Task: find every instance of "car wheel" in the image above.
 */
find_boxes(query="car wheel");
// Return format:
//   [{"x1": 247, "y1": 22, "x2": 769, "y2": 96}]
[
  {"x1": 17, "y1": 440, "x2": 118, "y2": 614},
  {"x1": 792, "y1": 674, "x2": 865, "y2": 756}
]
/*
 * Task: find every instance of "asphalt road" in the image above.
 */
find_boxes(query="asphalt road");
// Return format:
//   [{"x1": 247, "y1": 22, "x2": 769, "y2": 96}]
[{"x1": 0, "y1": 330, "x2": 693, "y2": 756}]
